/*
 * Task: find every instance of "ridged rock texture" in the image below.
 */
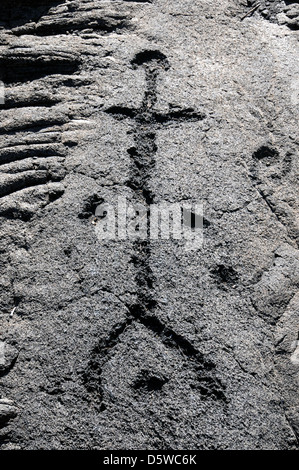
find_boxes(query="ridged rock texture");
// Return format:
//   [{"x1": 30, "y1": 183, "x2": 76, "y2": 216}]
[{"x1": 0, "y1": 0, "x2": 299, "y2": 450}]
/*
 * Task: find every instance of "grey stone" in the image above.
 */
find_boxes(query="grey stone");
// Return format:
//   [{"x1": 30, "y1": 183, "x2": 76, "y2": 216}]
[
  {"x1": 0, "y1": 0, "x2": 298, "y2": 450},
  {"x1": 0, "y1": 342, "x2": 19, "y2": 373},
  {"x1": 0, "y1": 399, "x2": 18, "y2": 424}
]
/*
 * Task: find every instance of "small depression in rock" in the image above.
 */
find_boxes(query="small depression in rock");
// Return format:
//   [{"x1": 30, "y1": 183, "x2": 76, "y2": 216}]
[
  {"x1": 133, "y1": 370, "x2": 168, "y2": 392},
  {"x1": 252, "y1": 146, "x2": 279, "y2": 163},
  {"x1": 211, "y1": 264, "x2": 239, "y2": 286}
]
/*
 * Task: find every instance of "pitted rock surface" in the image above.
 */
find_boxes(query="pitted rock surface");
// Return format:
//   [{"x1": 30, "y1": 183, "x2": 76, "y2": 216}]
[{"x1": 0, "y1": 0, "x2": 298, "y2": 450}]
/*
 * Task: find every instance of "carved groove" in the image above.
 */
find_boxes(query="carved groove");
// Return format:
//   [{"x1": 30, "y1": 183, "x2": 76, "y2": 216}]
[{"x1": 83, "y1": 51, "x2": 226, "y2": 408}]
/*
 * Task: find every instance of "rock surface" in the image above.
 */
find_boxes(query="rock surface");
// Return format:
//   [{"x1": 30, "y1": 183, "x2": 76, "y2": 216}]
[{"x1": 0, "y1": 0, "x2": 298, "y2": 450}]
